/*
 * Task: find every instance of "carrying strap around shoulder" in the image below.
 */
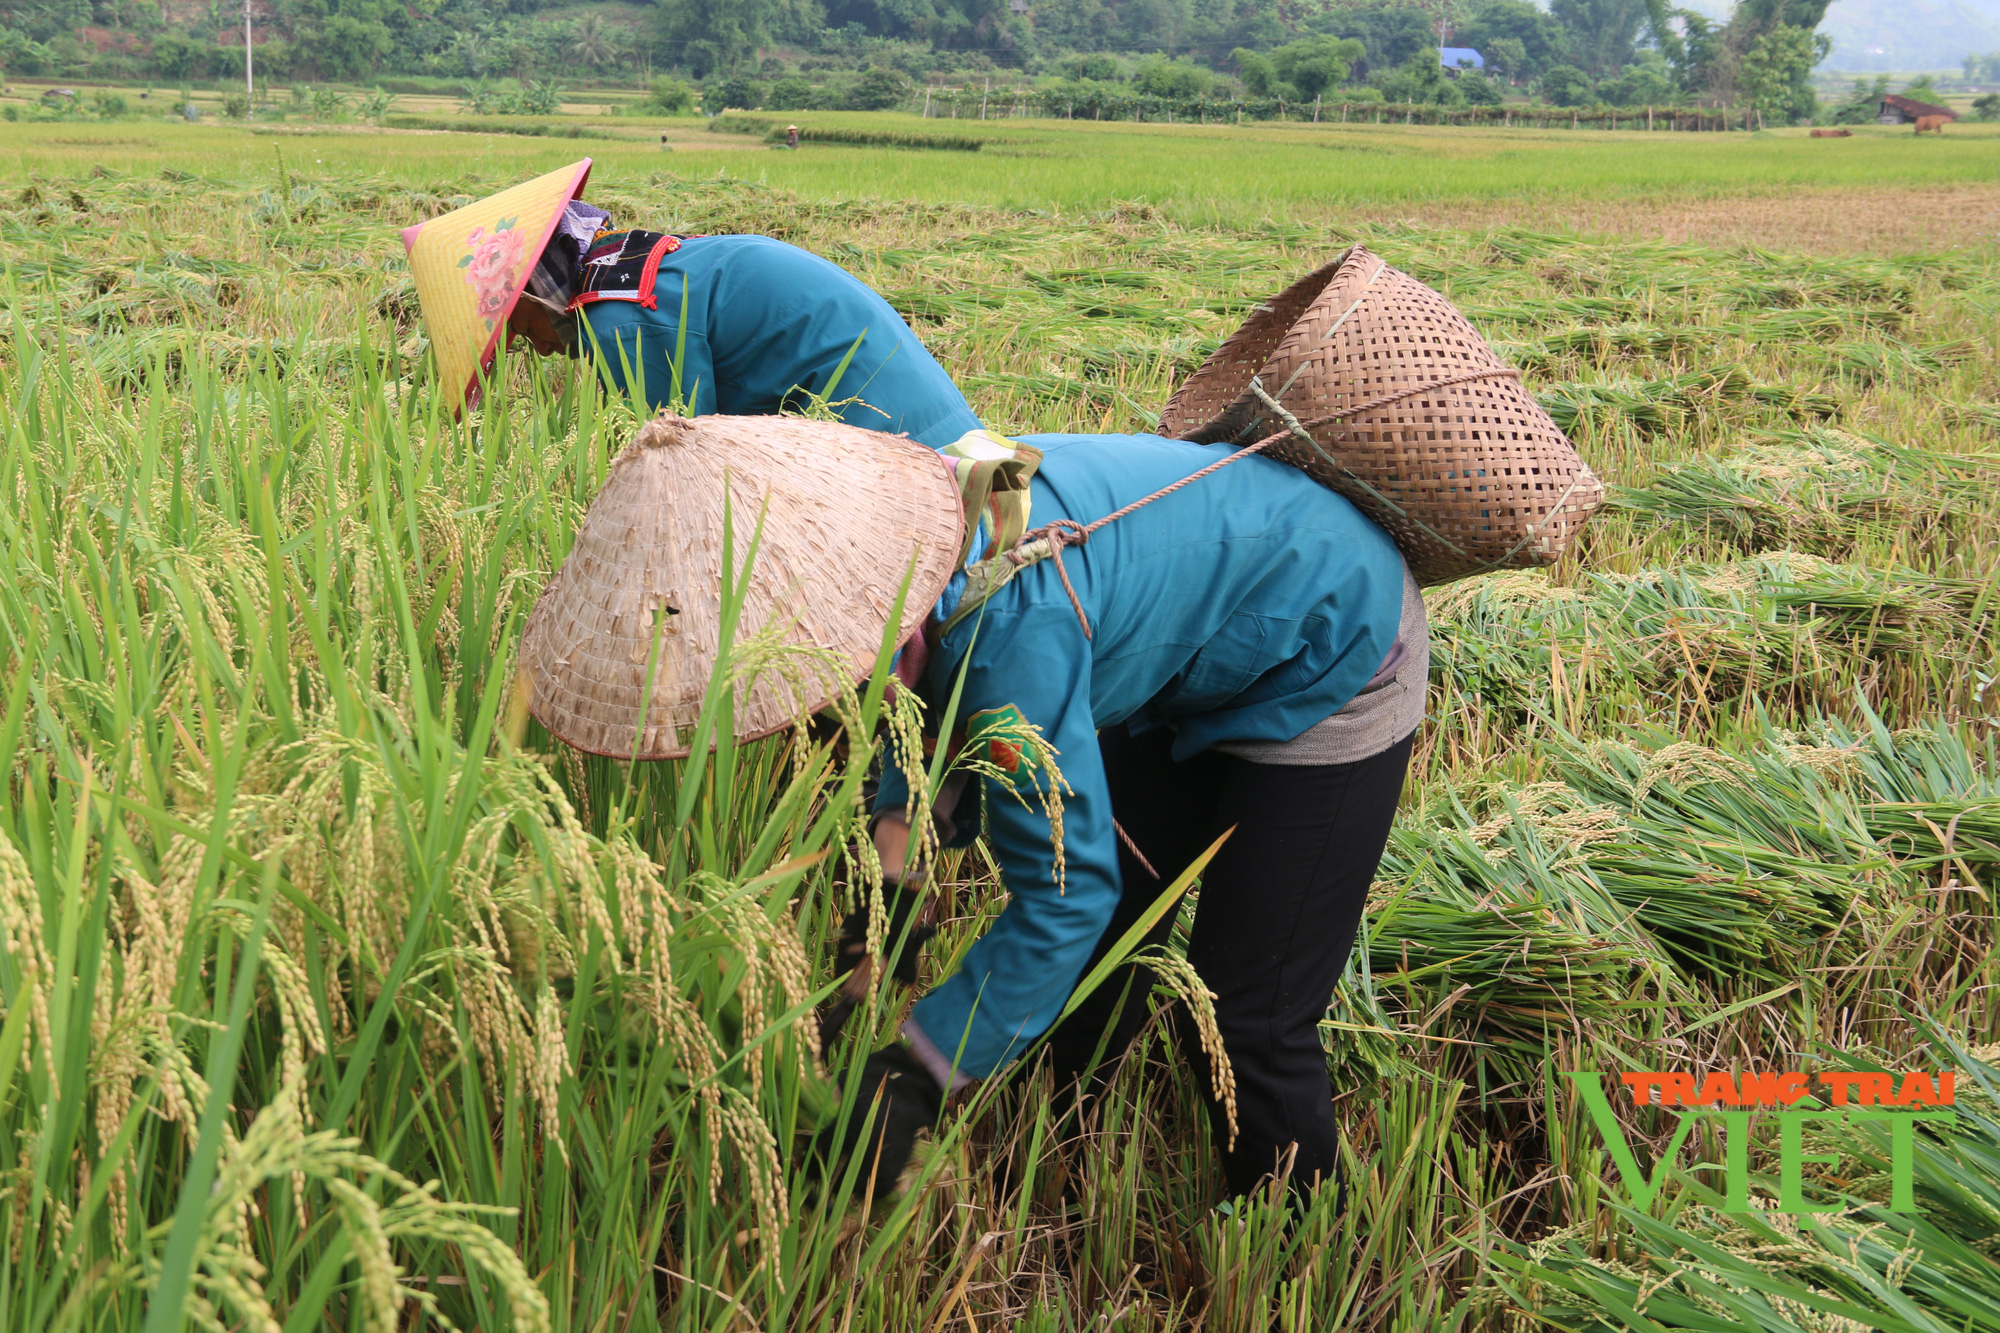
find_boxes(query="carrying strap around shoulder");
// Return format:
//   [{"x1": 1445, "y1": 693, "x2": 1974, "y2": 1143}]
[
  {"x1": 933, "y1": 431, "x2": 1042, "y2": 635},
  {"x1": 948, "y1": 358, "x2": 1522, "y2": 640}
]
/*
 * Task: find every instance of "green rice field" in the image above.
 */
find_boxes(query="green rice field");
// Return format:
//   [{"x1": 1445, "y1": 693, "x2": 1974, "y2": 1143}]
[
  {"x1": 1, "y1": 116, "x2": 1998, "y2": 1331},
  {"x1": 5, "y1": 113, "x2": 1999, "y2": 228}
]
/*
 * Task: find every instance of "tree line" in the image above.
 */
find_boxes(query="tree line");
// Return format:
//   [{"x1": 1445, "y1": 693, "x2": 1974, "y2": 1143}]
[{"x1": 0, "y1": 0, "x2": 1845, "y2": 125}]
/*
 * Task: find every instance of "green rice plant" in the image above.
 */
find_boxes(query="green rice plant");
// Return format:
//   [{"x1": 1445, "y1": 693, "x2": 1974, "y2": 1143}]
[
  {"x1": 1496, "y1": 1036, "x2": 2000, "y2": 1333},
  {"x1": 1356, "y1": 882, "x2": 1657, "y2": 1082},
  {"x1": 1946, "y1": 401, "x2": 2000, "y2": 434},
  {"x1": 1828, "y1": 338, "x2": 1981, "y2": 385},
  {"x1": 1718, "y1": 265, "x2": 1917, "y2": 312},
  {"x1": 1606, "y1": 431, "x2": 1993, "y2": 559},
  {"x1": 883, "y1": 285, "x2": 1011, "y2": 320},
  {"x1": 1426, "y1": 553, "x2": 1992, "y2": 747},
  {"x1": 3, "y1": 152, "x2": 1998, "y2": 1330},
  {"x1": 1537, "y1": 366, "x2": 1765, "y2": 439},
  {"x1": 383, "y1": 115, "x2": 617, "y2": 141},
  {"x1": 764, "y1": 125, "x2": 990, "y2": 152},
  {"x1": 1745, "y1": 307, "x2": 1907, "y2": 339},
  {"x1": 1357, "y1": 707, "x2": 2000, "y2": 1112},
  {"x1": 1517, "y1": 324, "x2": 1709, "y2": 367},
  {"x1": 0, "y1": 314, "x2": 935, "y2": 1329},
  {"x1": 1464, "y1": 296, "x2": 1647, "y2": 327}
]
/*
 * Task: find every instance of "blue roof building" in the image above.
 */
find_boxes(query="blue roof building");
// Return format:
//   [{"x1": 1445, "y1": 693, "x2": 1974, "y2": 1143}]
[{"x1": 1439, "y1": 47, "x2": 1485, "y2": 76}]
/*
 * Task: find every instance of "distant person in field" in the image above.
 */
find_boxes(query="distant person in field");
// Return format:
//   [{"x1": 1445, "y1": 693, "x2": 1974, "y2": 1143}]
[{"x1": 400, "y1": 158, "x2": 982, "y2": 449}]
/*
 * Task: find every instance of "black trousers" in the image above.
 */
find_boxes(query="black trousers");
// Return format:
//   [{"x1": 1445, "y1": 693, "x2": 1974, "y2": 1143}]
[{"x1": 1046, "y1": 723, "x2": 1414, "y2": 1200}]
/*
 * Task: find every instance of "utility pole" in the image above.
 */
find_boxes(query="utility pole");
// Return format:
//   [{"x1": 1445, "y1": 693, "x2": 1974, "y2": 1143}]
[
  {"x1": 1413, "y1": 0, "x2": 1467, "y2": 71},
  {"x1": 244, "y1": 0, "x2": 253, "y2": 103}
]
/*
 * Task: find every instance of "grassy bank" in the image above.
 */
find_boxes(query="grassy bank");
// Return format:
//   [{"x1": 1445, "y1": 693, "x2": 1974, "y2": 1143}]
[{"x1": 0, "y1": 141, "x2": 1997, "y2": 1330}]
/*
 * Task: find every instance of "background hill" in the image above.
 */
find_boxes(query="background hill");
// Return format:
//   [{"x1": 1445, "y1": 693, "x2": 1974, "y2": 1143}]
[
  {"x1": 1650, "y1": 0, "x2": 1998, "y2": 71},
  {"x1": 1819, "y1": 0, "x2": 2000, "y2": 70},
  {"x1": 0, "y1": 0, "x2": 1989, "y2": 120}
]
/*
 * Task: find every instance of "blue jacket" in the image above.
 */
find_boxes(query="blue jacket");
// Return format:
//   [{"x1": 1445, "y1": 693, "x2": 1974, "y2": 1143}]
[
  {"x1": 879, "y1": 432, "x2": 1406, "y2": 1079},
  {"x1": 580, "y1": 234, "x2": 982, "y2": 450}
]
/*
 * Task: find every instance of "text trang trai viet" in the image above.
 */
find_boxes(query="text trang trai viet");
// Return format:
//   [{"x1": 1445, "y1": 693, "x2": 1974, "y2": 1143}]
[{"x1": 1567, "y1": 1069, "x2": 1958, "y2": 1215}]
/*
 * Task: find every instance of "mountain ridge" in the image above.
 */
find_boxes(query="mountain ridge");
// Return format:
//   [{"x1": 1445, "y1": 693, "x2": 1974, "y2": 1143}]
[{"x1": 1820, "y1": 0, "x2": 2000, "y2": 69}]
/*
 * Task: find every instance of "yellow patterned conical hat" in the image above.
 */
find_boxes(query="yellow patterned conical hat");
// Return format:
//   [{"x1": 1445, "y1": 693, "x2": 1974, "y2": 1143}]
[{"x1": 402, "y1": 159, "x2": 594, "y2": 415}]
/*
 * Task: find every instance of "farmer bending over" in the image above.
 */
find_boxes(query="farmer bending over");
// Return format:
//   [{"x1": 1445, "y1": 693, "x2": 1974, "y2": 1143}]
[
  {"x1": 835, "y1": 426, "x2": 1427, "y2": 1203},
  {"x1": 401, "y1": 159, "x2": 981, "y2": 449}
]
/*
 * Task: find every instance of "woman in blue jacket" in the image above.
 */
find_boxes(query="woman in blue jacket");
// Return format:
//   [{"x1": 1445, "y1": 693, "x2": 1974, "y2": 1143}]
[
  {"x1": 506, "y1": 204, "x2": 982, "y2": 450},
  {"x1": 833, "y1": 427, "x2": 1428, "y2": 1205},
  {"x1": 444, "y1": 173, "x2": 1427, "y2": 1200}
]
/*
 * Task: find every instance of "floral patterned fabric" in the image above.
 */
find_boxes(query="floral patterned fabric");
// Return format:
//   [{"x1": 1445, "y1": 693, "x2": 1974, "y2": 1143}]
[{"x1": 459, "y1": 217, "x2": 528, "y2": 327}]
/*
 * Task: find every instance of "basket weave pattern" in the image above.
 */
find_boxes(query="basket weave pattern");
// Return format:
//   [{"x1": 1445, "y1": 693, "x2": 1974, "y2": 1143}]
[
  {"x1": 1158, "y1": 253, "x2": 1350, "y2": 440},
  {"x1": 520, "y1": 415, "x2": 962, "y2": 759},
  {"x1": 1160, "y1": 246, "x2": 1603, "y2": 585}
]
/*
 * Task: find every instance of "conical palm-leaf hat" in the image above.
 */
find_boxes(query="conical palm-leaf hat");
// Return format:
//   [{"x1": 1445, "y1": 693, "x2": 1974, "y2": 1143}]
[
  {"x1": 401, "y1": 158, "x2": 593, "y2": 417},
  {"x1": 520, "y1": 414, "x2": 963, "y2": 759}
]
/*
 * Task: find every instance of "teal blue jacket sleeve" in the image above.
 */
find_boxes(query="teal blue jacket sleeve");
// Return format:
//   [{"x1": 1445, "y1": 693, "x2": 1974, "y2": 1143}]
[
  {"x1": 582, "y1": 309, "x2": 714, "y2": 420},
  {"x1": 903, "y1": 604, "x2": 1121, "y2": 1080},
  {"x1": 581, "y1": 236, "x2": 981, "y2": 450}
]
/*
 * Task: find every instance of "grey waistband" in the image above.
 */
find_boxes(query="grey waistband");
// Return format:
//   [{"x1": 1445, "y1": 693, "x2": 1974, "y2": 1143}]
[{"x1": 1211, "y1": 562, "x2": 1428, "y2": 767}]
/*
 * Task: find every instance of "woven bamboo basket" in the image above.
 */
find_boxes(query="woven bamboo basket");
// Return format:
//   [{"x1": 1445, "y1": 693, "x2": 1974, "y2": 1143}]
[
  {"x1": 1159, "y1": 245, "x2": 1603, "y2": 585},
  {"x1": 519, "y1": 414, "x2": 962, "y2": 759}
]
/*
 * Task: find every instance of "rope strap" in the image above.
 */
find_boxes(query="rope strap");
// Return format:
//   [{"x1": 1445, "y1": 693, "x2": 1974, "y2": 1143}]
[
  {"x1": 1009, "y1": 364, "x2": 1523, "y2": 636},
  {"x1": 1005, "y1": 518, "x2": 1094, "y2": 636},
  {"x1": 1113, "y1": 819, "x2": 1161, "y2": 879}
]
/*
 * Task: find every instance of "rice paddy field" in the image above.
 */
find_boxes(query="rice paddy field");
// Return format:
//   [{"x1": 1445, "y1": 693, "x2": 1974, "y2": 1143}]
[{"x1": 1, "y1": 114, "x2": 1998, "y2": 1331}]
